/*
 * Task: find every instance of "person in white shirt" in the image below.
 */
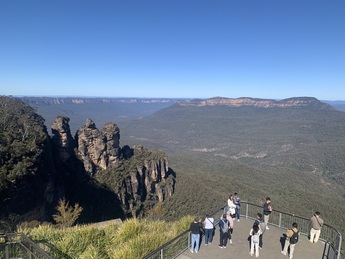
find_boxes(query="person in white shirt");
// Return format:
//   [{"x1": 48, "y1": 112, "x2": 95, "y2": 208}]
[
  {"x1": 227, "y1": 195, "x2": 236, "y2": 219},
  {"x1": 203, "y1": 214, "x2": 215, "y2": 245}
]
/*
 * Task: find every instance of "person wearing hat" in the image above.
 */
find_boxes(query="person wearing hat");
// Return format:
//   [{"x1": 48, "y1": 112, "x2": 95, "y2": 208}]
[
  {"x1": 281, "y1": 222, "x2": 300, "y2": 259},
  {"x1": 218, "y1": 214, "x2": 230, "y2": 248}
]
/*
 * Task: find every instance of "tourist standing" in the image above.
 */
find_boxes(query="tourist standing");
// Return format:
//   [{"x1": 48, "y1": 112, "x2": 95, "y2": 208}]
[
  {"x1": 227, "y1": 194, "x2": 236, "y2": 218},
  {"x1": 254, "y1": 213, "x2": 266, "y2": 249},
  {"x1": 233, "y1": 192, "x2": 241, "y2": 222},
  {"x1": 189, "y1": 217, "x2": 203, "y2": 253},
  {"x1": 203, "y1": 214, "x2": 215, "y2": 245},
  {"x1": 262, "y1": 197, "x2": 272, "y2": 229},
  {"x1": 222, "y1": 211, "x2": 234, "y2": 244},
  {"x1": 249, "y1": 222, "x2": 262, "y2": 257},
  {"x1": 281, "y1": 222, "x2": 300, "y2": 259},
  {"x1": 218, "y1": 214, "x2": 229, "y2": 248},
  {"x1": 309, "y1": 211, "x2": 324, "y2": 243}
]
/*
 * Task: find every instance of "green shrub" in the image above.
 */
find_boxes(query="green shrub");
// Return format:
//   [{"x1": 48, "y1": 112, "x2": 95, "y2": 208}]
[{"x1": 24, "y1": 216, "x2": 192, "y2": 258}]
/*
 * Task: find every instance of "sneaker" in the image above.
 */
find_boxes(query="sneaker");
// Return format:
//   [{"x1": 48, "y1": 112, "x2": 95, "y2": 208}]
[
  {"x1": 237, "y1": 219, "x2": 240, "y2": 222},
  {"x1": 190, "y1": 250, "x2": 194, "y2": 253},
  {"x1": 218, "y1": 245, "x2": 222, "y2": 248},
  {"x1": 205, "y1": 244, "x2": 208, "y2": 246},
  {"x1": 195, "y1": 250, "x2": 198, "y2": 253},
  {"x1": 230, "y1": 239, "x2": 233, "y2": 244},
  {"x1": 223, "y1": 246, "x2": 226, "y2": 248},
  {"x1": 266, "y1": 226, "x2": 269, "y2": 230},
  {"x1": 249, "y1": 253, "x2": 254, "y2": 256},
  {"x1": 259, "y1": 246, "x2": 262, "y2": 249},
  {"x1": 281, "y1": 251, "x2": 286, "y2": 255}
]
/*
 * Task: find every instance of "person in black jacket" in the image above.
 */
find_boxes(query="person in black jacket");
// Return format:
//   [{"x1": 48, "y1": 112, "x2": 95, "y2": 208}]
[
  {"x1": 262, "y1": 197, "x2": 272, "y2": 230},
  {"x1": 189, "y1": 217, "x2": 203, "y2": 253}
]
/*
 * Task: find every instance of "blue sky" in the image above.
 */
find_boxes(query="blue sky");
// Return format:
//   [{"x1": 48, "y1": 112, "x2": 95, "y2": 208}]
[{"x1": 0, "y1": 0, "x2": 344, "y2": 100}]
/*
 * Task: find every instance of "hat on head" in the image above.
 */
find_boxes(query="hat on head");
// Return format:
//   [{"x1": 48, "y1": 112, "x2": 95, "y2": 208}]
[{"x1": 223, "y1": 214, "x2": 227, "y2": 219}]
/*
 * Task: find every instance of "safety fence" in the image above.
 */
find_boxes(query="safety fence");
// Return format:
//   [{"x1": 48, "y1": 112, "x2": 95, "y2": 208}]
[
  {"x1": 0, "y1": 232, "x2": 53, "y2": 259},
  {"x1": 142, "y1": 207, "x2": 222, "y2": 259},
  {"x1": 143, "y1": 201, "x2": 342, "y2": 259},
  {"x1": 242, "y1": 202, "x2": 342, "y2": 259}
]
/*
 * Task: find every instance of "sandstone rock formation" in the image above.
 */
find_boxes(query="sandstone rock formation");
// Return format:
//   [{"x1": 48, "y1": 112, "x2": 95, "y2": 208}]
[
  {"x1": 76, "y1": 119, "x2": 121, "y2": 174},
  {"x1": 51, "y1": 116, "x2": 75, "y2": 162},
  {"x1": 51, "y1": 116, "x2": 175, "y2": 218}
]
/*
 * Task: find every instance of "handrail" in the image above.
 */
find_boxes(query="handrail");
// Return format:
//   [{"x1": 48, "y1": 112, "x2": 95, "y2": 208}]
[
  {"x1": 143, "y1": 201, "x2": 342, "y2": 259},
  {"x1": 142, "y1": 207, "x2": 223, "y2": 259},
  {"x1": 0, "y1": 232, "x2": 53, "y2": 259},
  {"x1": 242, "y1": 202, "x2": 342, "y2": 259}
]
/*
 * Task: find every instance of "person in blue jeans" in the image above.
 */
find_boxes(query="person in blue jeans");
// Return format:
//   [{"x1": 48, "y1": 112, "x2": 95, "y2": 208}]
[
  {"x1": 189, "y1": 217, "x2": 203, "y2": 253},
  {"x1": 233, "y1": 192, "x2": 241, "y2": 222},
  {"x1": 203, "y1": 214, "x2": 215, "y2": 245}
]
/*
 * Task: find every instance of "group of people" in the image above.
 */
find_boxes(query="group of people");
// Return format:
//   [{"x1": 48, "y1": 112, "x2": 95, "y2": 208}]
[
  {"x1": 279, "y1": 211, "x2": 323, "y2": 259},
  {"x1": 189, "y1": 192, "x2": 241, "y2": 253},
  {"x1": 226, "y1": 192, "x2": 241, "y2": 222},
  {"x1": 190, "y1": 194, "x2": 324, "y2": 259}
]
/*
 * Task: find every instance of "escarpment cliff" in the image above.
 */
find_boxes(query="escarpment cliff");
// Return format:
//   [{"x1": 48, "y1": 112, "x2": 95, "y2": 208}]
[
  {"x1": 50, "y1": 116, "x2": 175, "y2": 218},
  {"x1": 0, "y1": 96, "x2": 175, "y2": 228},
  {"x1": 178, "y1": 97, "x2": 335, "y2": 110}
]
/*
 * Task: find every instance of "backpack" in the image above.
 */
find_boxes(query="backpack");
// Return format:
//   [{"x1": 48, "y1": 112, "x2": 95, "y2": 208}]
[
  {"x1": 252, "y1": 231, "x2": 260, "y2": 243},
  {"x1": 220, "y1": 220, "x2": 229, "y2": 233},
  {"x1": 290, "y1": 229, "x2": 299, "y2": 244}
]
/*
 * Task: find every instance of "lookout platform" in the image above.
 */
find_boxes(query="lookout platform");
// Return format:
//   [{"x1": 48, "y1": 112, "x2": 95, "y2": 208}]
[{"x1": 178, "y1": 216, "x2": 324, "y2": 259}]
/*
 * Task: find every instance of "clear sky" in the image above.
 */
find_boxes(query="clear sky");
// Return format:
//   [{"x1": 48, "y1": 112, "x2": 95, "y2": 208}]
[{"x1": 0, "y1": 0, "x2": 344, "y2": 100}]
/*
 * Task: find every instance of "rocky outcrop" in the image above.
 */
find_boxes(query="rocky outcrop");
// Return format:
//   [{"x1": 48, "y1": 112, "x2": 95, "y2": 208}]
[
  {"x1": 178, "y1": 97, "x2": 335, "y2": 110},
  {"x1": 51, "y1": 116, "x2": 75, "y2": 162},
  {"x1": 76, "y1": 119, "x2": 121, "y2": 174},
  {"x1": 51, "y1": 117, "x2": 175, "y2": 217},
  {"x1": 115, "y1": 146, "x2": 175, "y2": 217}
]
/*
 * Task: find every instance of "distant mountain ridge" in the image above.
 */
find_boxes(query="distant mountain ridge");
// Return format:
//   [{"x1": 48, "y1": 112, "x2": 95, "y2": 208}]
[
  {"x1": 17, "y1": 96, "x2": 178, "y2": 105},
  {"x1": 178, "y1": 97, "x2": 335, "y2": 110},
  {"x1": 18, "y1": 96, "x2": 334, "y2": 108},
  {"x1": 18, "y1": 96, "x2": 342, "y2": 111}
]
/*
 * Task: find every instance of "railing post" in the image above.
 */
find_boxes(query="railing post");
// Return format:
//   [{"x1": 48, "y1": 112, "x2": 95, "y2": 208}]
[
  {"x1": 336, "y1": 233, "x2": 342, "y2": 259},
  {"x1": 246, "y1": 203, "x2": 249, "y2": 219},
  {"x1": 279, "y1": 213, "x2": 282, "y2": 228},
  {"x1": 5, "y1": 243, "x2": 9, "y2": 259},
  {"x1": 160, "y1": 247, "x2": 163, "y2": 259},
  {"x1": 29, "y1": 243, "x2": 33, "y2": 259}
]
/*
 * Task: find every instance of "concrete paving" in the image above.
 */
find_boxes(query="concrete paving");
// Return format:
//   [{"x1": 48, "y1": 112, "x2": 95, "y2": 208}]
[{"x1": 178, "y1": 217, "x2": 324, "y2": 259}]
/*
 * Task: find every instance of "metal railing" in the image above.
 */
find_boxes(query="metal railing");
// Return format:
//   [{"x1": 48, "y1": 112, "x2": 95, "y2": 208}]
[
  {"x1": 0, "y1": 233, "x2": 53, "y2": 259},
  {"x1": 142, "y1": 207, "x2": 222, "y2": 259},
  {"x1": 242, "y1": 202, "x2": 342, "y2": 259},
  {"x1": 143, "y1": 201, "x2": 342, "y2": 259}
]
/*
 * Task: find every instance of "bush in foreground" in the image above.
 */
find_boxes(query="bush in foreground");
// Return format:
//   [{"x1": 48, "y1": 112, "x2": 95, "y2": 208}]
[{"x1": 20, "y1": 216, "x2": 193, "y2": 259}]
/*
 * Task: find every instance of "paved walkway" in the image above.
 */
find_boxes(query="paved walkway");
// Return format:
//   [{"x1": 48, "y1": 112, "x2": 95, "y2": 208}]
[{"x1": 178, "y1": 217, "x2": 324, "y2": 259}]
